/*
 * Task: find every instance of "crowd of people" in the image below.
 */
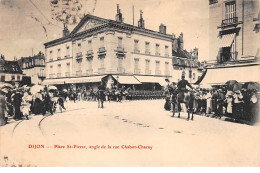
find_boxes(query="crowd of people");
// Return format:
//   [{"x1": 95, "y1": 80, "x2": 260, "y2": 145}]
[
  {"x1": 0, "y1": 84, "x2": 67, "y2": 126},
  {"x1": 164, "y1": 79, "x2": 259, "y2": 123}
]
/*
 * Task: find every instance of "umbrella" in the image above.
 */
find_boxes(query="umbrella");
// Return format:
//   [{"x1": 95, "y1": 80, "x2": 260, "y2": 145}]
[
  {"x1": 30, "y1": 85, "x2": 44, "y2": 94},
  {"x1": 230, "y1": 83, "x2": 242, "y2": 91},
  {"x1": 225, "y1": 80, "x2": 238, "y2": 86},
  {"x1": 0, "y1": 82, "x2": 12, "y2": 89},
  {"x1": 242, "y1": 82, "x2": 260, "y2": 91},
  {"x1": 48, "y1": 86, "x2": 57, "y2": 90}
]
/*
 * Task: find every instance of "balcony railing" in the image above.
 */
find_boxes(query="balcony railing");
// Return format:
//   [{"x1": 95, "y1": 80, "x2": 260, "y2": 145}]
[
  {"x1": 76, "y1": 52, "x2": 83, "y2": 59},
  {"x1": 134, "y1": 68, "x2": 141, "y2": 74},
  {"x1": 155, "y1": 52, "x2": 160, "y2": 56},
  {"x1": 86, "y1": 69, "x2": 93, "y2": 75},
  {"x1": 57, "y1": 57, "x2": 61, "y2": 60},
  {"x1": 209, "y1": 0, "x2": 218, "y2": 5},
  {"x1": 38, "y1": 73, "x2": 46, "y2": 78},
  {"x1": 76, "y1": 71, "x2": 82, "y2": 76},
  {"x1": 49, "y1": 74, "x2": 55, "y2": 79},
  {"x1": 155, "y1": 70, "x2": 161, "y2": 75},
  {"x1": 221, "y1": 17, "x2": 238, "y2": 27},
  {"x1": 145, "y1": 69, "x2": 151, "y2": 75},
  {"x1": 86, "y1": 50, "x2": 94, "y2": 55},
  {"x1": 65, "y1": 55, "x2": 71, "y2": 58},
  {"x1": 165, "y1": 54, "x2": 169, "y2": 57},
  {"x1": 57, "y1": 73, "x2": 61, "y2": 78},
  {"x1": 49, "y1": 58, "x2": 53, "y2": 62},
  {"x1": 98, "y1": 47, "x2": 106, "y2": 53},
  {"x1": 65, "y1": 72, "x2": 70, "y2": 77},
  {"x1": 98, "y1": 68, "x2": 105, "y2": 74},
  {"x1": 117, "y1": 67, "x2": 125, "y2": 73}
]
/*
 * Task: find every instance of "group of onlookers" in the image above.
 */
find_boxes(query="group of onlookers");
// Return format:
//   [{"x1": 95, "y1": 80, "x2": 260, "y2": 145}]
[{"x1": 0, "y1": 85, "x2": 67, "y2": 126}]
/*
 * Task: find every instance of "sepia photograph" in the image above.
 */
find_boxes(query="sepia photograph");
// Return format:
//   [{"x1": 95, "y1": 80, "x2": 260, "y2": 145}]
[{"x1": 0, "y1": 0, "x2": 259, "y2": 167}]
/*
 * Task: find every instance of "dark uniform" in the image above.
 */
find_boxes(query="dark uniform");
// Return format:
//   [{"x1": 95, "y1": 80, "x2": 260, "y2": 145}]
[{"x1": 98, "y1": 84, "x2": 106, "y2": 108}]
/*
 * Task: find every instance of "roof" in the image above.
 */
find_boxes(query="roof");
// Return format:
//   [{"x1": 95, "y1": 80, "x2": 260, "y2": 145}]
[
  {"x1": 44, "y1": 14, "x2": 173, "y2": 47},
  {"x1": 0, "y1": 59, "x2": 23, "y2": 74}
]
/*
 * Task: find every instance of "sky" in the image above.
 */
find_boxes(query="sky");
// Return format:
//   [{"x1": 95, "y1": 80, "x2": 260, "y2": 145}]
[{"x1": 0, "y1": 0, "x2": 209, "y2": 61}]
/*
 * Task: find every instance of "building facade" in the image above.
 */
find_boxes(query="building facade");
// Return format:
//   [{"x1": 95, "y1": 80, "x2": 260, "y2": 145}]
[
  {"x1": 209, "y1": 0, "x2": 260, "y2": 62},
  {"x1": 43, "y1": 5, "x2": 173, "y2": 90},
  {"x1": 172, "y1": 33, "x2": 204, "y2": 83},
  {"x1": 18, "y1": 52, "x2": 46, "y2": 85},
  {"x1": 0, "y1": 55, "x2": 24, "y2": 83}
]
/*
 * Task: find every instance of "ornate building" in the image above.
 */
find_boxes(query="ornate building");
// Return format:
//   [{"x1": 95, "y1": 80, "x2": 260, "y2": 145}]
[
  {"x1": 0, "y1": 55, "x2": 23, "y2": 83},
  {"x1": 18, "y1": 52, "x2": 46, "y2": 85},
  {"x1": 43, "y1": 5, "x2": 173, "y2": 90},
  {"x1": 172, "y1": 33, "x2": 204, "y2": 83}
]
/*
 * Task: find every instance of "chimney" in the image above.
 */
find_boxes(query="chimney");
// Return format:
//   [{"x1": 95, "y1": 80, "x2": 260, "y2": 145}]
[
  {"x1": 179, "y1": 32, "x2": 184, "y2": 50},
  {"x1": 115, "y1": 4, "x2": 123, "y2": 22},
  {"x1": 62, "y1": 23, "x2": 70, "y2": 37},
  {"x1": 159, "y1": 24, "x2": 166, "y2": 34},
  {"x1": 138, "y1": 10, "x2": 145, "y2": 28}
]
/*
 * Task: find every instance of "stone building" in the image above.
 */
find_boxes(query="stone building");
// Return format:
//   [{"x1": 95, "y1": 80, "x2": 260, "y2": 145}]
[
  {"x1": 43, "y1": 5, "x2": 173, "y2": 90},
  {"x1": 0, "y1": 55, "x2": 24, "y2": 83},
  {"x1": 198, "y1": 0, "x2": 260, "y2": 86},
  {"x1": 18, "y1": 52, "x2": 46, "y2": 85},
  {"x1": 172, "y1": 33, "x2": 204, "y2": 83}
]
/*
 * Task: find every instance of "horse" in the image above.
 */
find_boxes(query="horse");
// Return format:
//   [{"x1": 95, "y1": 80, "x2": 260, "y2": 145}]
[{"x1": 172, "y1": 89, "x2": 195, "y2": 121}]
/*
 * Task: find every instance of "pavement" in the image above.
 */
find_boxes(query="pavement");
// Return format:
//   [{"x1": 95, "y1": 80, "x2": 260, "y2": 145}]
[{"x1": 0, "y1": 100, "x2": 260, "y2": 167}]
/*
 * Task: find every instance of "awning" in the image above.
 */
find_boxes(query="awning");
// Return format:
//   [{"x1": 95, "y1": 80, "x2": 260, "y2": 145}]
[
  {"x1": 219, "y1": 33, "x2": 236, "y2": 48},
  {"x1": 199, "y1": 64, "x2": 260, "y2": 85},
  {"x1": 42, "y1": 78, "x2": 66, "y2": 85},
  {"x1": 112, "y1": 75, "x2": 141, "y2": 85},
  {"x1": 66, "y1": 75, "x2": 105, "y2": 84},
  {"x1": 134, "y1": 75, "x2": 169, "y2": 86}
]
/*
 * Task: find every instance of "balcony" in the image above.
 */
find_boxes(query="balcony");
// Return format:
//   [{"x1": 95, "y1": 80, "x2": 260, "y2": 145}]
[
  {"x1": 86, "y1": 69, "x2": 93, "y2": 75},
  {"x1": 134, "y1": 68, "x2": 141, "y2": 74},
  {"x1": 38, "y1": 73, "x2": 46, "y2": 78},
  {"x1": 86, "y1": 50, "x2": 94, "y2": 60},
  {"x1": 145, "y1": 69, "x2": 151, "y2": 75},
  {"x1": 49, "y1": 58, "x2": 53, "y2": 62},
  {"x1": 155, "y1": 52, "x2": 160, "y2": 56},
  {"x1": 209, "y1": 0, "x2": 218, "y2": 5},
  {"x1": 117, "y1": 67, "x2": 125, "y2": 73},
  {"x1": 65, "y1": 72, "x2": 71, "y2": 77},
  {"x1": 65, "y1": 55, "x2": 71, "y2": 58},
  {"x1": 165, "y1": 54, "x2": 169, "y2": 57},
  {"x1": 76, "y1": 52, "x2": 83, "y2": 60},
  {"x1": 98, "y1": 68, "x2": 105, "y2": 74},
  {"x1": 49, "y1": 74, "x2": 55, "y2": 79},
  {"x1": 57, "y1": 57, "x2": 61, "y2": 60},
  {"x1": 98, "y1": 47, "x2": 106, "y2": 53},
  {"x1": 76, "y1": 71, "x2": 82, "y2": 76},
  {"x1": 218, "y1": 17, "x2": 241, "y2": 29},
  {"x1": 57, "y1": 73, "x2": 61, "y2": 78},
  {"x1": 155, "y1": 70, "x2": 161, "y2": 75}
]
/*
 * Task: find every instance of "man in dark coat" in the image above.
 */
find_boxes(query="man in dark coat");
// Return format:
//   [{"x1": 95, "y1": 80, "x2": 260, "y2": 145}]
[
  {"x1": 98, "y1": 81, "x2": 106, "y2": 108},
  {"x1": 12, "y1": 90, "x2": 23, "y2": 120},
  {"x1": 177, "y1": 72, "x2": 193, "y2": 102}
]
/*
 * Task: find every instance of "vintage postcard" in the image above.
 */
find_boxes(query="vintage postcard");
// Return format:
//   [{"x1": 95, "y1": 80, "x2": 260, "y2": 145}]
[{"x1": 0, "y1": 0, "x2": 259, "y2": 167}]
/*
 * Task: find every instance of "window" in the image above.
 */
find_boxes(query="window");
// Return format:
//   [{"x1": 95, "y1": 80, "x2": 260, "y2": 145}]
[
  {"x1": 100, "y1": 37, "x2": 104, "y2": 48},
  {"x1": 145, "y1": 59, "x2": 150, "y2": 74},
  {"x1": 50, "y1": 65, "x2": 53, "y2": 75},
  {"x1": 57, "y1": 64, "x2": 61, "y2": 77},
  {"x1": 88, "y1": 40, "x2": 92, "y2": 50},
  {"x1": 100, "y1": 58, "x2": 104, "y2": 68},
  {"x1": 155, "y1": 61, "x2": 160, "y2": 73},
  {"x1": 87, "y1": 59, "x2": 92, "y2": 70},
  {"x1": 193, "y1": 73, "x2": 196, "y2": 80},
  {"x1": 40, "y1": 59, "x2": 44, "y2": 66},
  {"x1": 11, "y1": 75, "x2": 15, "y2": 81},
  {"x1": 78, "y1": 43, "x2": 81, "y2": 48},
  {"x1": 134, "y1": 58, "x2": 139, "y2": 70},
  {"x1": 66, "y1": 46, "x2": 70, "y2": 57},
  {"x1": 57, "y1": 48, "x2": 61, "y2": 59},
  {"x1": 224, "y1": 1, "x2": 236, "y2": 24},
  {"x1": 17, "y1": 76, "x2": 21, "y2": 81},
  {"x1": 134, "y1": 40, "x2": 139, "y2": 52},
  {"x1": 145, "y1": 42, "x2": 150, "y2": 54},
  {"x1": 35, "y1": 59, "x2": 39, "y2": 66},
  {"x1": 165, "y1": 62, "x2": 169, "y2": 75},
  {"x1": 1, "y1": 75, "x2": 5, "y2": 82},
  {"x1": 156, "y1": 44, "x2": 160, "y2": 56},
  {"x1": 118, "y1": 37, "x2": 123, "y2": 48},
  {"x1": 165, "y1": 45, "x2": 169, "y2": 56},
  {"x1": 49, "y1": 50, "x2": 53, "y2": 61}
]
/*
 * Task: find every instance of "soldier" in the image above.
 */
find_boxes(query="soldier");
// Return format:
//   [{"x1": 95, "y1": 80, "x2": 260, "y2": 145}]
[
  {"x1": 177, "y1": 71, "x2": 193, "y2": 98},
  {"x1": 98, "y1": 80, "x2": 106, "y2": 108}
]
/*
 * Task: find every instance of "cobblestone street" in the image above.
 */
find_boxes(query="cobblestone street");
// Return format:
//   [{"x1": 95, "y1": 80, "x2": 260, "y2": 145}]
[{"x1": 1, "y1": 100, "x2": 259, "y2": 166}]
